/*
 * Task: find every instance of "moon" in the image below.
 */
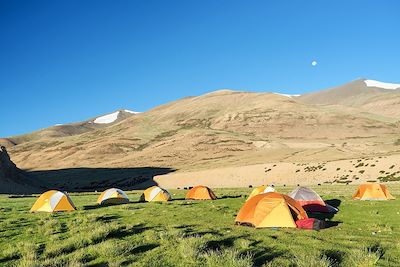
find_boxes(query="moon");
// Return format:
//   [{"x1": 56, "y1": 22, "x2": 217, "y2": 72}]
[{"x1": 311, "y1": 60, "x2": 318, "y2": 66}]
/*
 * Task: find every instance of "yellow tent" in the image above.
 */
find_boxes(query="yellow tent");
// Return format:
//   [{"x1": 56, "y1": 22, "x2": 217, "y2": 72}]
[
  {"x1": 30, "y1": 190, "x2": 76, "y2": 212},
  {"x1": 97, "y1": 188, "x2": 129, "y2": 205},
  {"x1": 353, "y1": 183, "x2": 395, "y2": 200},
  {"x1": 140, "y1": 186, "x2": 171, "y2": 202},
  {"x1": 235, "y1": 192, "x2": 307, "y2": 228},
  {"x1": 247, "y1": 185, "x2": 275, "y2": 201}
]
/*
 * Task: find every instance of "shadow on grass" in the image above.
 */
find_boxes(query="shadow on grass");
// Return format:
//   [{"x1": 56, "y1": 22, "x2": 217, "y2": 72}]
[
  {"x1": 322, "y1": 249, "x2": 345, "y2": 266},
  {"x1": 205, "y1": 236, "x2": 238, "y2": 250},
  {"x1": 0, "y1": 254, "x2": 19, "y2": 264},
  {"x1": 119, "y1": 244, "x2": 160, "y2": 266},
  {"x1": 130, "y1": 243, "x2": 159, "y2": 254},
  {"x1": 92, "y1": 214, "x2": 121, "y2": 223},
  {"x1": 241, "y1": 240, "x2": 286, "y2": 267},
  {"x1": 170, "y1": 197, "x2": 186, "y2": 201},
  {"x1": 173, "y1": 224, "x2": 224, "y2": 237},
  {"x1": 325, "y1": 199, "x2": 341, "y2": 208},
  {"x1": 83, "y1": 202, "x2": 133, "y2": 210},
  {"x1": 108, "y1": 223, "x2": 155, "y2": 239},
  {"x1": 218, "y1": 195, "x2": 243, "y2": 200},
  {"x1": 26, "y1": 167, "x2": 176, "y2": 193}
]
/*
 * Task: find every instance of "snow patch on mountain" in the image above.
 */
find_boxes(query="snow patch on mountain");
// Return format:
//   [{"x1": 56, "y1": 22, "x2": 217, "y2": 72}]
[
  {"x1": 94, "y1": 111, "x2": 120, "y2": 124},
  {"x1": 124, "y1": 109, "x2": 140, "y2": 114},
  {"x1": 273, "y1": 93, "x2": 301, "y2": 98},
  {"x1": 364, "y1": 80, "x2": 400, "y2": 90}
]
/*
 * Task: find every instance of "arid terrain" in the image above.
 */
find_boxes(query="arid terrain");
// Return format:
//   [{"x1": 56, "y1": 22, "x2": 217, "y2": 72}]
[{"x1": 2, "y1": 79, "x2": 400, "y2": 192}]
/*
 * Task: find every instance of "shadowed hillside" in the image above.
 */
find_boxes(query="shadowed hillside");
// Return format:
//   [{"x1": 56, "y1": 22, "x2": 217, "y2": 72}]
[
  {"x1": 0, "y1": 146, "x2": 44, "y2": 194},
  {"x1": 28, "y1": 167, "x2": 176, "y2": 192}
]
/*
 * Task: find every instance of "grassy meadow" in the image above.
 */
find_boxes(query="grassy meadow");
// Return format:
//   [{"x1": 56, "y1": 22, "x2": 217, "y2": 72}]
[{"x1": 0, "y1": 184, "x2": 399, "y2": 267}]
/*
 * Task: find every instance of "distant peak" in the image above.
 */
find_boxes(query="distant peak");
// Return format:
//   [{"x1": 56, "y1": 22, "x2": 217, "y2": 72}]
[
  {"x1": 364, "y1": 79, "x2": 400, "y2": 90},
  {"x1": 93, "y1": 109, "x2": 139, "y2": 124},
  {"x1": 205, "y1": 89, "x2": 238, "y2": 95}
]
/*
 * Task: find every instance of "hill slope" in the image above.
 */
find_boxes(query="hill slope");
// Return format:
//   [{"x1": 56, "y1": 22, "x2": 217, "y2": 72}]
[
  {"x1": 298, "y1": 79, "x2": 400, "y2": 119},
  {"x1": 8, "y1": 90, "x2": 400, "y2": 170},
  {"x1": 4, "y1": 85, "x2": 400, "y2": 191},
  {"x1": 6, "y1": 109, "x2": 139, "y2": 146}
]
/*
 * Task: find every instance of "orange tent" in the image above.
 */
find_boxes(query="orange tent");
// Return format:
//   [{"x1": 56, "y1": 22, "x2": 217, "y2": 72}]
[
  {"x1": 235, "y1": 192, "x2": 308, "y2": 228},
  {"x1": 353, "y1": 183, "x2": 395, "y2": 200},
  {"x1": 30, "y1": 190, "x2": 76, "y2": 212},
  {"x1": 186, "y1": 186, "x2": 217, "y2": 200}
]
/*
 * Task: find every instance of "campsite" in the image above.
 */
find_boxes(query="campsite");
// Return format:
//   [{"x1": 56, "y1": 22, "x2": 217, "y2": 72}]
[
  {"x1": 1, "y1": 1, "x2": 400, "y2": 266},
  {"x1": 0, "y1": 184, "x2": 399, "y2": 266}
]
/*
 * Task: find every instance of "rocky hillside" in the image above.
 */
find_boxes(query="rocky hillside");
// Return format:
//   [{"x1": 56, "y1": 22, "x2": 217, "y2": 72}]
[{"x1": 0, "y1": 146, "x2": 43, "y2": 194}]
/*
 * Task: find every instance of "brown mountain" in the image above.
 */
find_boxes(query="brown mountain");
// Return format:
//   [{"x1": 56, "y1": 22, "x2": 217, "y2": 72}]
[
  {"x1": 297, "y1": 79, "x2": 400, "y2": 119},
  {"x1": 3, "y1": 82, "x2": 400, "y2": 191},
  {"x1": 6, "y1": 109, "x2": 139, "y2": 146}
]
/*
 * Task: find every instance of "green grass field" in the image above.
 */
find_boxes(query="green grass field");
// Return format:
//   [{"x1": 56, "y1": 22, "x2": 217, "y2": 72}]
[{"x1": 1, "y1": 185, "x2": 399, "y2": 267}]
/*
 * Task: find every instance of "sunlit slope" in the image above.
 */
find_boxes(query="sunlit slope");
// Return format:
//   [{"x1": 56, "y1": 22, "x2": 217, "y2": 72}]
[
  {"x1": 6, "y1": 110, "x2": 138, "y2": 146},
  {"x1": 298, "y1": 79, "x2": 400, "y2": 119},
  {"x1": 8, "y1": 89, "x2": 400, "y2": 172}
]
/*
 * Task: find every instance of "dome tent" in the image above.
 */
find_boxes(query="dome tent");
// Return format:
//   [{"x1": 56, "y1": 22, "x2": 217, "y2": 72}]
[
  {"x1": 30, "y1": 190, "x2": 76, "y2": 213},
  {"x1": 288, "y1": 187, "x2": 338, "y2": 213},
  {"x1": 353, "y1": 183, "x2": 395, "y2": 200},
  {"x1": 235, "y1": 192, "x2": 308, "y2": 228},
  {"x1": 185, "y1": 185, "x2": 217, "y2": 200},
  {"x1": 97, "y1": 188, "x2": 129, "y2": 205},
  {"x1": 140, "y1": 186, "x2": 171, "y2": 202},
  {"x1": 247, "y1": 185, "x2": 275, "y2": 201}
]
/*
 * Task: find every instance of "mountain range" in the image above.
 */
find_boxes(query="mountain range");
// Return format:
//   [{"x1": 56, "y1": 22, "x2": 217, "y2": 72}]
[{"x1": 2, "y1": 78, "x2": 400, "y2": 193}]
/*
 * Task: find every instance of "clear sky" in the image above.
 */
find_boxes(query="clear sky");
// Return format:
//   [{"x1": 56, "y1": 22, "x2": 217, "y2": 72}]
[{"x1": 1, "y1": 0, "x2": 399, "y2": 137}]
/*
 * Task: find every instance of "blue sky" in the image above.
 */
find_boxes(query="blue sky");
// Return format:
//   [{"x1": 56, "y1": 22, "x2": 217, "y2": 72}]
[{"x1": 1, "y1": 1, "x2": 399, "y2": 137}]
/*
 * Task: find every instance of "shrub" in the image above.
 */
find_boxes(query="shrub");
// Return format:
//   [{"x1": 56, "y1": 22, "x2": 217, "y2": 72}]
[
  {"x1": 204, "y1": 249, "x2": 252, "y2": 267},
  {"x1": 291, "y1": 253, "x2": 333, "y2": 267},
  {"x1": 344, "y1": 246, "x2": 382, "y2": 267}
]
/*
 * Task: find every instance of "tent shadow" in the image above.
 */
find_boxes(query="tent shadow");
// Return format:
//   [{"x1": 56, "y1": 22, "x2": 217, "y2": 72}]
[
  {"x1": 83, "y1": 203, "x2": 131, "y2": 210},
  {"x1": 325, "y1": 199, "x2": 341, "y2": 208},
  {"x1": 218, "y1": 195, "x2": 243, "y2": 200},
  {"x1": 307, "y1": 212, "x2": 342, "y2": 229},
  {"x1": 170, "y1": 197, "x2": 186, "y2": 201},
  {"x1": 26, "y1": 166, "x2": 176, "y2": 193}
]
